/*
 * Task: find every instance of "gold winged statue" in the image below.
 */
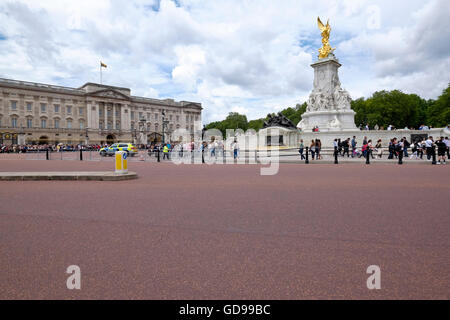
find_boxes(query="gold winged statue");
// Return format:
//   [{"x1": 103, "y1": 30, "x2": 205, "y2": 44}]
[{"x1": 317, "y1": 17, "x2": 336, "y2": 59}]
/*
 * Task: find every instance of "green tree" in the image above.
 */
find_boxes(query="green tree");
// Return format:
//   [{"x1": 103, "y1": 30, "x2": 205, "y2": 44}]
[{"x1": 426, "y1": 85, "x2": 450, "y2": 128}]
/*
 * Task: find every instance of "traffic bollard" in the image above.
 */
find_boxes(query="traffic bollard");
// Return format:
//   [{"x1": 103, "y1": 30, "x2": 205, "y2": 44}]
[
  {"x1": 46, "y1": 148, "x2": 49, "y2": 160},
  {"x1": 366, "y1": 149, "x2": 370, "y2": 164},
  {"x1": 432, "y1": 147, "x2": 437, "y2": 165},
  {"x1": 157, "y1": 149, "x2": 161, "y2": 162},
  {"x1": 115, "y1": 151, "x2": 128, "y2": 174},
  {"x1": 305, "y1": 147, "x2": 309, "y2": 164},
  {"x1": 80, "y1": 149, "x2": 83, "y2": 161},
  {"x1": 334, "y1": 148, "x2": 338, "y2": 164},
  {"x1": 398, "y1": 151, "x2": 403, "y2": 165}
]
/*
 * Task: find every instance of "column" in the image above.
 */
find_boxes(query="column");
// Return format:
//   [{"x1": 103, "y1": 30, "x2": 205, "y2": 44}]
[
  {"x1": 113, "y1": 104, "x2": 116, "y2": 130},
  {"x1": 104, "y1": 102, "x2": 107, "y2": 130}
]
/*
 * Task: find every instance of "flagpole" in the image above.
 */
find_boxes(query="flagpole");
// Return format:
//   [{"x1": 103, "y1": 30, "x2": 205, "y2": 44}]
[{"x1": 100, "y1": 63, "x2": 102, "y2": 84}]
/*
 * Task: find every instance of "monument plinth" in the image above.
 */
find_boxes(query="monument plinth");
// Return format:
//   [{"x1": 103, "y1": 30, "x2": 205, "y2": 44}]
[{"x1": 297, "y1": 18, "x2": 357, "y2": 132}]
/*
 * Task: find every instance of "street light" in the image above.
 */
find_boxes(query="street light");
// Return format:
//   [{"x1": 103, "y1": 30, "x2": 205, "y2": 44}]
[{"x1": 162, "y1": 110, "x2": 169, "y2": 145}]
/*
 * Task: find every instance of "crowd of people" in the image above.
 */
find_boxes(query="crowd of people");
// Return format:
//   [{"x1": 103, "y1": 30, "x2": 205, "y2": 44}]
[{"x1": 315, "y1": 136, "x2": 449, "y2": 164}]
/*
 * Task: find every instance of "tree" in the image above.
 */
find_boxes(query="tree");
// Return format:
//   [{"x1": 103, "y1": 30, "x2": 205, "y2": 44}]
[{"x1": 426, "y1": 85, "x2": 450, "y2": 128}]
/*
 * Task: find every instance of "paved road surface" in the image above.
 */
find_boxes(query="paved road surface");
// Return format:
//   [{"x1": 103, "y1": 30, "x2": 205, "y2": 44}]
[{"x1": 0, "y1": 159, "x2": 449, "y2": 299}]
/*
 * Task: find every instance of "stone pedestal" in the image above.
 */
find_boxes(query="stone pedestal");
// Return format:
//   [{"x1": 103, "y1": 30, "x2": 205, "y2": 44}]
[{"x1": 298, "y1": 54, "x2": 357, "y2": 132}]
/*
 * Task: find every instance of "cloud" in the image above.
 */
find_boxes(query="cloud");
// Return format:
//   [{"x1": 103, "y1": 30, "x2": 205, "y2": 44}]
[{"x1": 0, "y1": 0, "x2": 448, "y2": 124}]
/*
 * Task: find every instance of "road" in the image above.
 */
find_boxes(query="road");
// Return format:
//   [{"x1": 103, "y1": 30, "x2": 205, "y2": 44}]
[{"x1": 0, "y1": 158, "x2": 449, "y2": 299}]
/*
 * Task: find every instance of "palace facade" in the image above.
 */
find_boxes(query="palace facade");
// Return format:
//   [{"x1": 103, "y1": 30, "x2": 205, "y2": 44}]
[{"x1": 0, "y1": 78, "x2": 202, "y2": 145}]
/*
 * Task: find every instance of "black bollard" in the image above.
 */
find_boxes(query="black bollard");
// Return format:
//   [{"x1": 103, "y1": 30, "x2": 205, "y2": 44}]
[
  {"x1": 46, "y1": 148, "x2": 49, "y2": 160},
  {"x1": 157, "y1": 148, "x2": 161, "y2": 162},
  {"x1": 80, "y1": 149, "x2": 83, "y2": 161},
  {"x1": 432, "y1": 147, "x2": 437, "y2": 165},
  {"x1": 398, "y1": 151, "x2": 403, "y2": 165},
  {"x1": 366, "y1": 149, "x2": 370, "y2": 164},
  {"x1": 202, "y1": 149, "x2": 205, "y2": 164},
  {"x1": 334, "y1": 147, "x2": 338, "y2": 164},
  {"x1": 305, "y1": 147, "x2": 309, "y2": 164}
]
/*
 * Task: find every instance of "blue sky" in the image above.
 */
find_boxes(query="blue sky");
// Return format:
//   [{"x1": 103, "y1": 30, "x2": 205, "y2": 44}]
[{"x1": 0, "y1": 0, "x2": 449, "y2": 124}]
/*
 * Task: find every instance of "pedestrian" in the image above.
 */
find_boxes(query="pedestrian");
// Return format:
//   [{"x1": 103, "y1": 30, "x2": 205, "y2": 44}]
[
  {"x1": 315, "y1": 139, "x2": 322, "y2": 160},
  {"x1": 351, "y1": 136, "x2": 357, "y2": 158},
  {"x1": 403, "y1": 137, "x2": 410, "y2": 157},
  {"x1": 299, "y1": 139, "x2": 305, "y2": 160},
  {"x1": 232, "y1": 140, "x2": 239, "y2": 160},
  {"x1": 310, "y1": 140, "x2": 316, "y2": 160},
  {"x1": 436, "y1": 137, "x2": 447, "y2": 164},
  {"x1": 425, "y1": 136, "x2": 434, "y2": 161},
  {"x1": 342, "y1": 138, "x2": 350, "y2": 157},
  {"x1": 375, "y1": 139, "x2": 383, "y2": 159},
  {"x1": 444, "y1": 136, "x2": 450, "y2": 159}
]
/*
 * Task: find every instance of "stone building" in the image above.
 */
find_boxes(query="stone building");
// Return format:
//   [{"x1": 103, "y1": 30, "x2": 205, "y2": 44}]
[{"x1": 0, "y1": 78, "x2": 202, "y2": 145}]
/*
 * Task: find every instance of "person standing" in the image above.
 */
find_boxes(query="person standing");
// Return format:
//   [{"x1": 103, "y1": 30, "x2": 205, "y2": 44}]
[
  {"x1": 163, "y1": 144, "x2": 170, "y2": 160},
  {"x1": 351, "y1": 136, "x2": 357, "y2": 158},
  {"x1": 310, "y1": 140, "x2": 316, "y2": 160},
  {"x1": 436, "y1": 137, "x2": 447, "y2": 164},
  {"x1": 403, "y1": 137, "x2": 410, "y2": 157},
  {"x1": 299, "y1": 139, "x2": 305, "y2": 160},
  {"x1": 397, "y1": 139, "x2": 404, "y2": 164},
  {"x1": 425, "y1": 136, "x2": 434, "y2": 161},
  {"x1": 375, "y1": 139, "x2": 383, "y2": 159},
  {"x1": 232, "y1": 140, "x2": 239, "y2": 160},
  {"x1": 444, "y1": 137, "x2": 450, "y2": 159},
  {"x1": 342, "y1": 138, "x2": 350, "y2": 157}
]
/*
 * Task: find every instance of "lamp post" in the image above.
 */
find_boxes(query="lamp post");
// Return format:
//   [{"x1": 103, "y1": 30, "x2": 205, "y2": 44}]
[{"x1": 162, "y1": 111, "x2": 169, "y2": 145}]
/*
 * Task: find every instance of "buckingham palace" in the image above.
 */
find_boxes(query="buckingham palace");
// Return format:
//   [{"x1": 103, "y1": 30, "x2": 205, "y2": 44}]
[{"x1": 0, "y1": 78, "x2": 202, "y2": 146}]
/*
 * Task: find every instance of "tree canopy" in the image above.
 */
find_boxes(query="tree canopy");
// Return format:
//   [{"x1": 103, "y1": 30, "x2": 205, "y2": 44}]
[{"x1": 205, "y1": 85, "x2": 449, "y2": 132}]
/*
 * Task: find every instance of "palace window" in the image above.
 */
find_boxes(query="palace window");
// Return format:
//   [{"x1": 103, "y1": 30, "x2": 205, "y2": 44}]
[
  {"x1": 10, "y1": 101, "x2": 17, "y2": 110},
  {"x1": 11, "y1": 117, "x2": 18, "y2": 128},
  {"x1": 154, "y1": 114, "x2": 158, "y2": 121},
  {"x1": 79, "y1": 121, "x2": 84, "y2": 129},
  {"x1": 27, "y1": 102, "x2": 32, "y2": 112},
  {"x1": 41, "y1": 119, "x2": 47, "y2": 128},
  {"x1": 107, "y1": 109, "x2": 112, "y2": 116},
  {"x1": 41, "y1": 103, "x2": 47, "y2": 112},
  {"x1": 79, "y1": 107, "x2": 83, "y2": 116},
  {"x1": 99, "y1": 122, "x2": 104, "y2": 130},
  {"x1": 176, "y1": 115, "x2": 179, "y2": 122},
  {"x1": 27, "y1": 118, "x2": 33, "y2": 128},
  {"x1": 116, "y1": 121, "x2": 120, "y2": 130},
  {"x1": 54, "y1": 119, "x2": 60, "y2": 129},
  {"x1": 107, "y1": 122, "x2": 112, "y2": 129},
  {"x1": 67, "y1": 106, "x2": 72, "y2": 115},
  {"x1": 99, "y1": 109, "x2": 103, "y2": 116},
  {"x1": 67, "y1": 119, "x2": 72, "y2": 129},
  {"x1": 54, "y1": 105, "x2": 60, "y2": 113},
  {"x1": 131, "y1": 122, "x2": 134, "y2": 130},
  {"x1": 115, "y1": 109, "x2": 119, "y2": 117},
  {"x1": 131, "y1": 111, "x2": 135, "y2": 119}
]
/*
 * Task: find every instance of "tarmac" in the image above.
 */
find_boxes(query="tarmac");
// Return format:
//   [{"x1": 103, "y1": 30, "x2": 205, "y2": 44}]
[{"x1": 0, "y1": 157, "x2": 448, "y2": 299}]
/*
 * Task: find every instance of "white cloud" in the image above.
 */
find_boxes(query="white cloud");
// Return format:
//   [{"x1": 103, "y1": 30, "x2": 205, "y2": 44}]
[{"x1": 0, "y1": 0, "x2": 448, "y2": 123}]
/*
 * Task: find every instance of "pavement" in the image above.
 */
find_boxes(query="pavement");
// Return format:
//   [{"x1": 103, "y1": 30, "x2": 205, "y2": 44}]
[
  {"x1": 0, "y1": 157, "x2": 449, "y2": 299},
  {"x1": 0, "y1": 171, "x2": 137, "y2": 181}
]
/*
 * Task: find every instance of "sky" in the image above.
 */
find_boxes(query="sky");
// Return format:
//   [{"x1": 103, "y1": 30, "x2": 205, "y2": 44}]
[{"x1": 0, "y1": 0, "x2": 449, "y2": 124}]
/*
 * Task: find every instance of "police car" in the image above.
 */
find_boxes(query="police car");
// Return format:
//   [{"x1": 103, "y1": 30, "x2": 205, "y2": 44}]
[{"x1": 99, "y1": 143, "x2": 138, "y2": 157}]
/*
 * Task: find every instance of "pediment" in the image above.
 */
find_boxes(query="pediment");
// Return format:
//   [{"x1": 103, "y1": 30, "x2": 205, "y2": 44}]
[{"x1": 87, "y1": 89, "x2": 130, "y2": 100}]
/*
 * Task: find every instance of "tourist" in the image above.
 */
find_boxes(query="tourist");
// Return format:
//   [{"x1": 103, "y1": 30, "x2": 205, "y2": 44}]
[
  {"x1": 425, "y1": 136, "x2": 434, "y2": 160},
  {"x1": 410, "y1": 141, "x2": 420, "y2": 160},
  {"x1": 337, "y1": 138, "x2": 342, "y2": 155},
  {"x1": 387, "y1": 125, "x2": 393, "y2": 131},
  {"x1": 342, "y1": 138, "x2": 350, "y2": 157},
  {"x1": 368, "y1": 140, "x2": 375, "y2": 159},
  {"x1": 298, "y1": 139, "x2": 305, "y2": 160},
  {"x1": 333, "y1": 139, "x2": 338, "y2": 159},
  {"x1": 351, "y1": 136, "x2": 357, "y2": 158},
  {"x1": 436, "y1": 137, "x2": 447, "y2": 164},
  {"x1": 365, "y1": 123, "x2": 370, "y2": 131},
  {"x1": 310, "y1": 140, "x2": 316, "y2": 160},
  {"x1": 316, "y1": 139, "x2": 322, "y2": 160},
  {"x1": 444, "y1": 137, "x2": 450, "y2": 158},
  {"x1": 403, "y1": 137, "x2": 410, "y2": 157},
  {"x1": 232, "y1": 140, "x2": 239, "y2": 160},
  {"x1": 374, "y1": 124, "x2": 380, "y2": 131},
  {"x1": 397, "y1": 139, "x2": 404, "y2": 163},
  {"x1": 375, "y1": 139, "x2": 383, "y2": 159}
]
